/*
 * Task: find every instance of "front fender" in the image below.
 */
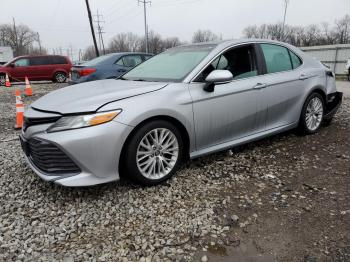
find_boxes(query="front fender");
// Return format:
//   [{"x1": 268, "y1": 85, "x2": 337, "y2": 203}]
[{"x1": 98, "y1": 84, "x2": 196, "y2": 152}]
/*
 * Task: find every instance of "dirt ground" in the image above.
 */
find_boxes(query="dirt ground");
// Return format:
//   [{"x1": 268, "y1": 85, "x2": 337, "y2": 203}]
[
  {"x1": 194, "y1": 81, "x2": 350, "y2": 262},
  {"x1": 0, "y1": 81, "x2": 349, "y2": 262}
]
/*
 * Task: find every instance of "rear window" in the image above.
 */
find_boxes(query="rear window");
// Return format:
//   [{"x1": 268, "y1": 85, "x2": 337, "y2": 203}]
[{"x1": 52, "y1": 56, "x2": 67, "y2": 64}]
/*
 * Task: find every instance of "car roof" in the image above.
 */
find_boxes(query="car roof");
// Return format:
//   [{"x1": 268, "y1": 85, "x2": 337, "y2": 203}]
[
  {"x1": 179, "y1": 38, "x2": 295, "y2": 50},
  {"x1": 14, "y1": 54, "x2": 67, "y2": 59}
]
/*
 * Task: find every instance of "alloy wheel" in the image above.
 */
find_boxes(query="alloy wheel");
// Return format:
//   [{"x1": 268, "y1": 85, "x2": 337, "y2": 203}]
[
  {"x1": 305, "y1": 97, "x2": 323, "y2": 131},
  {"x1": 55, "y1": 73, "x2": 66, "y2": 83},
  {"x1": 136, "y1": 128, "x2": 179, "y2": 180}
]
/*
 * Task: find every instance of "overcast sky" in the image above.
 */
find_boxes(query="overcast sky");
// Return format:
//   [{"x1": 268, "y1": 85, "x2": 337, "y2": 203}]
[{"x1": 1, "y1": 0, "x2": 349, "y2": 59}]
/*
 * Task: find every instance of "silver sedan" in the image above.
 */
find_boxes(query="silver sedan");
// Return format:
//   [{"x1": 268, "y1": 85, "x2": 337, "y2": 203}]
[{"x1": 20, "y1": 39, "x2": 343, "y2": 187}]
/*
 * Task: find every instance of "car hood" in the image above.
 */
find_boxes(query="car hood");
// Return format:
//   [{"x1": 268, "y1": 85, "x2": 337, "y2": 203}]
[{"x1": 31, "y1": 79, "x2": 167, "y2": 114}]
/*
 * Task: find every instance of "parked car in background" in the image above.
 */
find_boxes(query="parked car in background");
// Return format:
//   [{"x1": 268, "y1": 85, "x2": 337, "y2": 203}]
[
  {"x1": 0, "y1": 55, "x2": 72, "y2": 85},
  {"x1": 345, "y1": 58, "x2": 350, "y2": 81},
  {"x1": 0, "y1": 46, "x2": 14, "y2": 65},
  {"x1": 20, "y1": 39, "x2": 342, "y2": 187},
  {"x1": 68, "y1": 52, "x2": 153, "y2": 85}
]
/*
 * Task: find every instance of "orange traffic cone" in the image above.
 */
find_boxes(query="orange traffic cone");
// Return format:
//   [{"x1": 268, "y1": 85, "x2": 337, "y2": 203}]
[
  {"x1": 15, "y1": 89, "x2": 24, "y2": 129},
  {"x1": 25, "y1": 77, "x2": 33, "y2": 96},
  {"x1": 5, "y1": 73, "x2": 11, "y2": 87}
]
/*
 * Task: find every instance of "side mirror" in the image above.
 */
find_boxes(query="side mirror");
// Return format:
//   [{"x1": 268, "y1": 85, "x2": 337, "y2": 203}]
[{"x1": 203, "y1": 70, "x2": 233, "y2": 92}]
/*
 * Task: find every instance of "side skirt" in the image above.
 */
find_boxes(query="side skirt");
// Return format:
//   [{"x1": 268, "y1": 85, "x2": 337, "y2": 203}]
[{"x1": 190, "y1": 122, "x2": 298, "y2": 159}]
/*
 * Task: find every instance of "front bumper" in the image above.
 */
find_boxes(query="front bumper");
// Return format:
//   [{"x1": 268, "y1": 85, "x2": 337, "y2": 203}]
[
  {"x1": 21, "y1": 120, "x2": 133, "y2": 187},
  {"x1": 324, "y1": 92, "x2": 343, "y2": 120}
]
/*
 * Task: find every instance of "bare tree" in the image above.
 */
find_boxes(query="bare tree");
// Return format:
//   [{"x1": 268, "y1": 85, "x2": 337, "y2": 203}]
[
  {"x1": 109, "y1": 32, "x2": 141, "y2": 53},
  {"x1": 192, "y1": 30, "x2": 219, "y2": 43},
  {"x1": 0, "y1": 23, "x2": 38, "y2": 56},
  {"x1": 162, "y1": 37, "x2": 182, "y2": 49},
  {"x1": 334, "y1": 14, "x2": 350, "y2": 44},
  {"x1": 242, "y1": 14, "x2": 350, "y2": 47},
  {"x1": 82, "y1": 45, "x2": 97, "y2": 61}
]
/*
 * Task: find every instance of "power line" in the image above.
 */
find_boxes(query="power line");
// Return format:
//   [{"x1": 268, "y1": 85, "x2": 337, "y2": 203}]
[
  {"x1": 94, "y1": 9, "x2": 106, "y2": 55},
  {"x1": 138, "y1": 0, "x2": 151, "y2": 53}
]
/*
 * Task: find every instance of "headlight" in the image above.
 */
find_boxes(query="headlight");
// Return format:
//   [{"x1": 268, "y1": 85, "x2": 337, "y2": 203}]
[{"x1": 47, "y1": 110, "x2": 122, "y2": 133}]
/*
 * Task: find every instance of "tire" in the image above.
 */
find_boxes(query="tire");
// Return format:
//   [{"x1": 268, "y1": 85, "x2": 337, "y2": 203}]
[
  {"x1": 122, "y1": 120, "x2": 184, "y2": 186},
  {"x1": 0, "y1": 74, "x2": 5, "y2": 86},
  {"x1": 53, "y1": 72, "x2": 67, "y2": 83},
  {"x1": 298, "y1": 92, "x2": 325, "y2": 135}
]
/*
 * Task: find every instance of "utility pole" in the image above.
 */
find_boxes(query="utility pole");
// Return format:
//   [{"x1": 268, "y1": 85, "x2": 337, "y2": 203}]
[
  {"x1": 85, "y1": 0, "x2": 100, "y2": 57},
  {"x1": 12, "y1": 17, "x2": 19, "y2": 56},
  {"x1": 94, "y1": 9, "x2": 106, "y2": 55},
  {"x1": 282, "y1": 0, "x2": 290, "y2": 40},
  {"x1": 37, "y1": 32, "x2": 42, "y2": 53},
  {"x1": 138, "y1": 0, "x2": 151, "y2": 53}
]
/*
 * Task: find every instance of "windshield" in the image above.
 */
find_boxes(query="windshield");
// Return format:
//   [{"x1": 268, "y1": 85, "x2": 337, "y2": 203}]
[
  {"x1": 82, "y1": 54, "x2": 114, "y2": 66},
  {"x1": 122, "y1": 45, "x2": 215, "y2": 82}
]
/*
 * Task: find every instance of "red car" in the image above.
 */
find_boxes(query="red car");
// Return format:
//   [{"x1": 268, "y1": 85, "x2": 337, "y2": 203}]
[{"x1": 0, "y1": 55, "x2": 72, "y2": 85}]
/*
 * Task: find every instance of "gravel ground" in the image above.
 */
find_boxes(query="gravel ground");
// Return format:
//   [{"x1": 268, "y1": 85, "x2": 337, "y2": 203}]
[{"x1": 0, "y1": 81, "x2": 349, "y2": 262}]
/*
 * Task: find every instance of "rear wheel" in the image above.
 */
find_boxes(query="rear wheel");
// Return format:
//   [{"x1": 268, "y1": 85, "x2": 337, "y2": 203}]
[
  {"x1": 54, "y1": 72, "x2": 67, "y2": 83},
  {"x1": 298, "y1": 93, "x2": 325, "y2": 134},
  {"x1": 123, "y1": 120, "x2": 184, "y2": 186}
]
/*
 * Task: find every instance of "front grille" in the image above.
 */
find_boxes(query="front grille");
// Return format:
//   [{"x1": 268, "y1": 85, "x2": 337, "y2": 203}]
[
  {"x1": 24, "y1": 116, "x2": 61, "y2": 131},
  {"x1": 28, "y1": 138, "x2": 81, "y2": 175}
]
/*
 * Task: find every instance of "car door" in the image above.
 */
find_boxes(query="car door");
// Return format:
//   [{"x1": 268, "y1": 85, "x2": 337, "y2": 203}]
[
  {"x1": 257, "y1": 43, "x2": 309, "y2": 130},
  {"x1": 29, "y1": 56, "x2": 52, "y2": 80},
  {"x1": 189, "y1": 44, "x2": 267, "y2": 151},
  {"x1": 9, "y1": 58, "x2": 30, "y2": 81}
]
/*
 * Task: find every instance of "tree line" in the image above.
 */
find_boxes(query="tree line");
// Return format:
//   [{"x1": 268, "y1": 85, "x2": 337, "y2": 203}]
[
  {"x1": 0, "y1": 14, "x2": 349, "y2": 61},
  {"x1": 243, "y1": 14, "x2": 350, "y2": 47},
  {"x1": 82, "y1": 29, "x2": 222, "y2": 60}
]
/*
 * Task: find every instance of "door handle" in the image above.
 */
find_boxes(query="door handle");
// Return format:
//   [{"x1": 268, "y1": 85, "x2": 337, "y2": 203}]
[
  {"x1": 253, "y1": 83, "x2": 267, "y2": 90},
  {"x1": 299, "y1": 74, "x2": 309, "y2": 80}
]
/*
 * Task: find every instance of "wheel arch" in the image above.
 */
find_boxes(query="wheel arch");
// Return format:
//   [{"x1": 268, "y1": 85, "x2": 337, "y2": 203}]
[{"x1": 118, "y1": 115, "x2": 191, "y2": 177}]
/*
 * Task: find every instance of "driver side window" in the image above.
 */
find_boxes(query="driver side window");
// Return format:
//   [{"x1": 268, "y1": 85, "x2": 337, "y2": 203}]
[
  {"x1": 195, "y1": 45, "x2": 258, "y2": 82},
  {"x1": 14, "y1": 59, "x2": 29, "y2": 67}
]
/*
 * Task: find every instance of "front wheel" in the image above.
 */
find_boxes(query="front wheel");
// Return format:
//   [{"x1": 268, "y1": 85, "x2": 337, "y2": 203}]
[
  {"x1": 54, "y1": 72, "x2": 67, "y2": 83},
  {"x1": 123, "y1": 120, "x2": 184, "y2": 186},
  {"x1": 298, "y1": 93, "x2": 325, "y2": 134}
]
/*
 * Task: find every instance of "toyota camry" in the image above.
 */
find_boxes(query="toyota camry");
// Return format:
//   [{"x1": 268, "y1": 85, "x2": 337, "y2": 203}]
[{"x1": 20, "y1": 39, "x2": 343, "y2": 187}]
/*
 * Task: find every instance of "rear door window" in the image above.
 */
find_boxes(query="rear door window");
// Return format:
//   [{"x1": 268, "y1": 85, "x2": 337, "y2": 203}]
[
  {"x1": 260, "y1": 44, "x2": 293, "y2": 74},
  {"x1": 14, "y1": 58, "x2": 29, "y2": 67},
  {"x1": 30, "y1": 57, "x2": 50, "y2": 66}
]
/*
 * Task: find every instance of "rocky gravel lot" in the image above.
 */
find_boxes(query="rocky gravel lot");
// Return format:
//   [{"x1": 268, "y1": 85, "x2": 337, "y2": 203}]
[{"x1": 0, "y1": 82, "x2": 349, "y2": 262}]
